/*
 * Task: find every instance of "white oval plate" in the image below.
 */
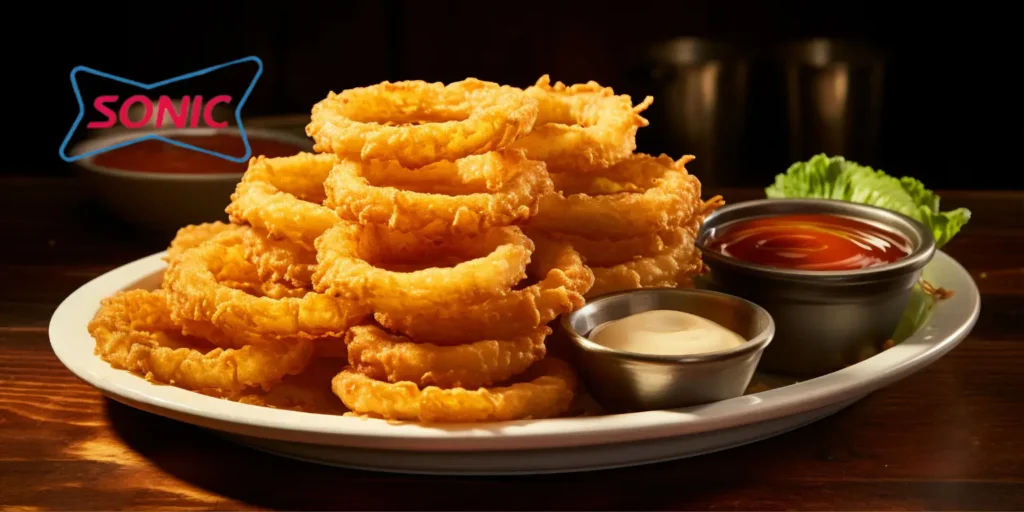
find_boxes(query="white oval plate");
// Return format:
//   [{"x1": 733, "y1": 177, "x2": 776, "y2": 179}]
[{"x1": 50, "y1": 251, "x2": 979, "y2": 474}]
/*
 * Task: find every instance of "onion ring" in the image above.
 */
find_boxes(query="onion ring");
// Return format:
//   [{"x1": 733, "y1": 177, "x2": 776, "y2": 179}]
[
  {"x1": 324, "y1": 149, "x2": 551, "y2": 237},
  {"x1": 313, "y1": 222, "x2": 534, "y2": 311},
  {"x1": 346, "y1": 324, "x2": 549, "y2": 389},
  {"x1": 164, "y1": 230, "x2": 369, "y2": 341},
  {"x1": 240, "y1": 226, "x2": 316, "y2": 290},
  {"x1": 307, "y1": 78, "x2": 538, "y2": 168},
  {"x1": 585, "y1": 221, "x2": 703, "y2": 299},
  {"x1": 226, "y1": 153, "x2": 339, "y2": 249},
  {"x1": 373, "y1": 235, "x2": 593, "y2": 344},
  {"x1": 544, "y1": 227, "x2": 688, "y2": 267},
  {"x1": 511, "y1": 75, "x2": 654, "y2": 172},
  {"x1": 173, "y1": 227, "x2": 309, "y2": 302},
  {"x1": 222, "y1": 359, "x2": 349, "y2": 414},
  {"x1": 529, "y1": 154, "x2": 701, "y2": 238},
  {"x1": 168, "y1": 227, "x2": 273, "y2": 301},
  {"x1": 166, "y1": 222, "x2": 244, "y2": 263},
  {"x1": 88, "y1": 289, "x2": 314, "y2": 394},
  {"x1": 332, "y1": 357, "x2": 578, "y2": 422},
  {"x1": 166, "y1": 238, "x2": 344, "y2": 356}
]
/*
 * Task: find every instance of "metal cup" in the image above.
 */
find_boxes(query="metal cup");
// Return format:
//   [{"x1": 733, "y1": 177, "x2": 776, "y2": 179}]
[
  {"x1": 561, "y1": 289, "x2": 775, "y2": 413},
  {"x1": 696, "y1": 199, "x2": 936, "y2": 377},
  {"x1": 646, "y1": 38, "x2": 749, "y2": 187}
]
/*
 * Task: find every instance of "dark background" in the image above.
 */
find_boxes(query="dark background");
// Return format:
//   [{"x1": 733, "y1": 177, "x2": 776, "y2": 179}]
[{"x1": 15, "y1": 0, "x2": 1024, "y2": 190}]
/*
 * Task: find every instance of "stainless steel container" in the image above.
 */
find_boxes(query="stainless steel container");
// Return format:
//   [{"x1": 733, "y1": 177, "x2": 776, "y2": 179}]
[
  {"x1": 779, "y1": 39, "x2": 885, "y2": 163},
  {"x1": 647, "y1": 38, "x2": 749, "y2": 186},
  {"x1": 561, "y1": 289, "x2": 775, "y2": 413},
  {"x1": 696, "y1": 199, "x2": 936, "y2": 377}
]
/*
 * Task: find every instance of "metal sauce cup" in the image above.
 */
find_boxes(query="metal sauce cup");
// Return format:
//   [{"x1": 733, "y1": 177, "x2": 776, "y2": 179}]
[
  {"x1": 696, "y1": 199, "x2": 936, "y2": 377},
  {"x1": 561, "y1": 289, "x2": 775, "y2": 413}
]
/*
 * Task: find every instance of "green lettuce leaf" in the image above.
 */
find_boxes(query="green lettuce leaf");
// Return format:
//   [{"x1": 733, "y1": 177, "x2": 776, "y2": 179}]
[{"x1": 765, "y1": 154, "x2": 971, "y2": 247}]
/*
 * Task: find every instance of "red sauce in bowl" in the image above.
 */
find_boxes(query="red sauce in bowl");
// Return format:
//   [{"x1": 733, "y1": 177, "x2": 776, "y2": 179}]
[
  {"x1": 92, "y1": 134, "x2": 303, "y2": 175},
  {"x1": 704, "y1": 214, "x2": 912, "y2": 271}
]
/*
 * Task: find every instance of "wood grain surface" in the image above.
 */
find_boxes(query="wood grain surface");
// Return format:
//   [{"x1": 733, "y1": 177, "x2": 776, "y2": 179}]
[{"x1": 1, "y1": 179, "x2": 1022, "y2": 510}]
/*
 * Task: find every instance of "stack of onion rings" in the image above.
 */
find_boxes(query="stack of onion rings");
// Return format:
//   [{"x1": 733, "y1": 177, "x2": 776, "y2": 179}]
[
  {"x1": 87, "y1": 75, "x2": 725, "y2": 423},
  {"x1": 306, "y1": 78, "x2": 588, "y2": 421}
]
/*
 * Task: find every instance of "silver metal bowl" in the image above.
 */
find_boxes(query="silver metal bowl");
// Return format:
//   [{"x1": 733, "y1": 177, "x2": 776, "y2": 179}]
[
  {"x1": 561, "y1": 289, "x2": 775, "y2": 413},
  {"x1": 696, "y1": 199, "x2": 936, "y2": 377}
]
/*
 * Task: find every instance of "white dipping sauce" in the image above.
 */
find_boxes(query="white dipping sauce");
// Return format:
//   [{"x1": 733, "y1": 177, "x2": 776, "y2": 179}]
[{"x1": 588, "y1": 309, "x2": 747, "y2": 356}]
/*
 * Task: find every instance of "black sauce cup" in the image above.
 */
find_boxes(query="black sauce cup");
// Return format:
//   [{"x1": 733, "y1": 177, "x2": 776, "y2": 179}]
[{"x1": 696, "y1": 199, "x2": 936, "y2": 377}]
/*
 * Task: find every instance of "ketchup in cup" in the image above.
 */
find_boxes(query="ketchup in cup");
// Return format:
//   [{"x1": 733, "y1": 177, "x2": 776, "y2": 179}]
[{"x1": 704, "y1": 213, "x2": 912, "y2": 271}]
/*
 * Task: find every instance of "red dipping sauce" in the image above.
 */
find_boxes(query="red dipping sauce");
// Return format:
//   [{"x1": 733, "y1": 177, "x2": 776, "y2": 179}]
[
  {"x1": 705, "y1": 214, "x2": 912, "y2": 271},
  {"x1": 92, "y1": 134, "x2": 302, "y2": 175}
]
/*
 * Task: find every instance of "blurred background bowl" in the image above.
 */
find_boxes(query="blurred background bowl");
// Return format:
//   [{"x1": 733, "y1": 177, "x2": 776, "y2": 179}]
[{"x1": 70, "y1": 126, "x2": 312, "y2": 234}]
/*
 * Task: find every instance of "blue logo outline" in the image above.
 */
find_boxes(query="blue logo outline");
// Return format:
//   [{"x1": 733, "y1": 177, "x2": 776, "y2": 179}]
[{"x1": 58, "y1": 56, "x2": 264, "y2": 164}]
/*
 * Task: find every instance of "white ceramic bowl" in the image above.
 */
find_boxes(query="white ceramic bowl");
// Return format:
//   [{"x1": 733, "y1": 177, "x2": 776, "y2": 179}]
[{"x1": 71, "y1": 127, "x2": 312, "y2": 232}]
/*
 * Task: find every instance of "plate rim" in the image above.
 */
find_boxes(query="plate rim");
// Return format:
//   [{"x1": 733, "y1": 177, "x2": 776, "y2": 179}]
[{"x1": 49, "y1": 250, "x2": 980, "y2": 452}]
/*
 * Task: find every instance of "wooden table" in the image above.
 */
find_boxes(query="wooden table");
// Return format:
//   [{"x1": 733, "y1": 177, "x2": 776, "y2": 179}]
[{"x1": 2, "y1": 179, "x2": 1022, "y2": 510}]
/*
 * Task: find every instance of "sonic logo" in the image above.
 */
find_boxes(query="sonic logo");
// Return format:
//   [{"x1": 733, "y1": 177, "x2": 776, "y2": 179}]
[
  {"x1": 87, "y1": 94, "x2": 233, "y2": 130},
  {"x1": 60, "y1": 56, "x2": 263, "y2": 163}
]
